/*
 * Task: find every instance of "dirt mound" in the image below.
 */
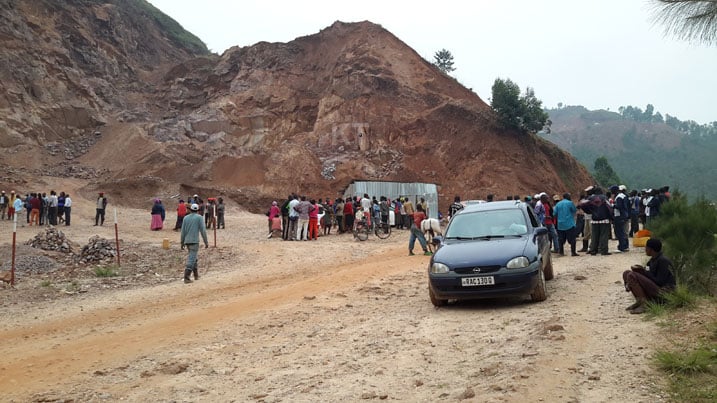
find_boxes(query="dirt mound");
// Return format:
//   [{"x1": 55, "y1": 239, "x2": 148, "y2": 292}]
[{"x1": 0, "y1": 4, "x2": 593, "y2": 212}]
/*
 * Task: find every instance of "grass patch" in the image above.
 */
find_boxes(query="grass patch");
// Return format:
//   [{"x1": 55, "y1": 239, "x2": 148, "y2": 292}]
[
  {"x1": 644, "y1": 285, "x2": 698, "y2": 319},
  {"x1": 650, "y1": 297, "x2": 717, "y2": 402},
  {"x1": 65, "y1": 280, "x2": 80, "y2": 293},
  {"x1": 655, "y1": 347, "x2": 716, "y2": 375},
  {"x1": 644, "y1": 300, "x2": 668, "y2": 318},
  {"x1": 662, "y1": 285, "x2": 698, "y2": 309},
  {"x1": 655, "y1": 345, "x2": 717, "y2": 402},
  {"x1": 94, "y1": 266, "x2": 119, "y2": 278},
  {"x1": 40, "y1": 280, "x2": 52, "y2": 288}
]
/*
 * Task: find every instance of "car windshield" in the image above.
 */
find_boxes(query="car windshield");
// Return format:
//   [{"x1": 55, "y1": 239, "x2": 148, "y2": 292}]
[{"x1": 445, "y1": 209, "x2": 528, "y2": 238}]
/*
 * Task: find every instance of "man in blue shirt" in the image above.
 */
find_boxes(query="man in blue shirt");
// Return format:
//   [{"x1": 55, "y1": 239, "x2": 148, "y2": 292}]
[
  {"x1": 553, "y1": 193, "x2": 579, "y2": 256},
  {"x1": 180, "y1": 203, "x2": 209, "y2": 283}
]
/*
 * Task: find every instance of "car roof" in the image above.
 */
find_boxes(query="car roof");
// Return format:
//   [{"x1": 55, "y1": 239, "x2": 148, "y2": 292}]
[{"x1": 457, "y1": 200, "x2": 527, "y2": 215}]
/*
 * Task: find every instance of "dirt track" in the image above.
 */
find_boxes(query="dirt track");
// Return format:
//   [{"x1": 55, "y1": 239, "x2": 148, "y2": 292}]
[{"x1": 0, "y1": 190, "x2": 668, "y2": 402}]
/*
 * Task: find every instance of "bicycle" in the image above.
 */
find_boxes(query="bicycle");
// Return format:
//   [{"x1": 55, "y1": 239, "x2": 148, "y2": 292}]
[{"x1": 353, "y1": 219, "x2": 391, "y2": 241}]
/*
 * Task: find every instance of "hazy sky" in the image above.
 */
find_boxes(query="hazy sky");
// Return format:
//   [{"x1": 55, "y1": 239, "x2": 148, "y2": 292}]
[{"x1": 148, "y1": 0, "x2": 716, "y2": 123}]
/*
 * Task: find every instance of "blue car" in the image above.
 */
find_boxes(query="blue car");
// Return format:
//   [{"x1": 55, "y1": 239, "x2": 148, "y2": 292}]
[{"x1": 428, "y1": 201, "x2": 554, "y2": 306}]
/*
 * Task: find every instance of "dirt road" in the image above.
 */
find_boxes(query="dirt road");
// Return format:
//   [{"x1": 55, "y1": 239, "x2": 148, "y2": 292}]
[{"x1": 0, "y1": 195, "x2": 667, "y2": 402}]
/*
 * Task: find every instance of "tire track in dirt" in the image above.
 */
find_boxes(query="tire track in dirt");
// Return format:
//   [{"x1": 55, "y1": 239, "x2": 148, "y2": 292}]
[{"x1": 0, "y1": 247, "x2": 429, "y2": 399}]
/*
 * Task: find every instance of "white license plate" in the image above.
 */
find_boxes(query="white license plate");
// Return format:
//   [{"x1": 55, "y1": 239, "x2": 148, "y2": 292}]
[{"x1": 461, "y1": 276, "x2": 495, "y2": 286}]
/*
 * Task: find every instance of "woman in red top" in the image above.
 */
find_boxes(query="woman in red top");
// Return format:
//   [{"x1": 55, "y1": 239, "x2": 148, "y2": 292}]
[
  {"x1": 267, "y1": 201, "x2": 281, "y2": 238},
  {"x1": 308, "y1": 199, "x2": 319, "y2": 240},
  {"x1": 174, "y1": 199, "x2": 187, "y2": 231},
  {"x1": 344, "y1": 198, "x2": 355, "y2": 231}
]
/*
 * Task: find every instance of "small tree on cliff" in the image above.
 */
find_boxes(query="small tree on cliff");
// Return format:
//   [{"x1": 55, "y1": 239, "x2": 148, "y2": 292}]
[
  {"x1": 490, "y1": 78, "x2": 549, "y2": 134},
  {"x1": 433, "y1": 49, "x2": 456, "y2": 74}
]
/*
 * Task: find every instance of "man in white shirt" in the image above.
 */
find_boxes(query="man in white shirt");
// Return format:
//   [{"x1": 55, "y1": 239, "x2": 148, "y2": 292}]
[
  {"x1": 48, "y1": 190, "x2": 59, "y2": 225},
  {"x1": 360, "y1": 193, "x2": 372, "y2": 226},
  {"x1": 287, "y1": 196, "x2": 300, "y2": 241},
  {"x1": 64, "y1": 194, "x2": 72, "y2": 226}
]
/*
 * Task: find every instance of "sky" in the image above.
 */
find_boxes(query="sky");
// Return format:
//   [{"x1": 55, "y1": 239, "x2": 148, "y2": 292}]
[{"x1": 148, "y1": 0, "x2": 716, "y2": 123}]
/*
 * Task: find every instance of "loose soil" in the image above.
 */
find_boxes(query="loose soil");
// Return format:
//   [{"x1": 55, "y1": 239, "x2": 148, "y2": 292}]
[{"x1": 0, "y1": 183, "x2": 668, "y2": 402}]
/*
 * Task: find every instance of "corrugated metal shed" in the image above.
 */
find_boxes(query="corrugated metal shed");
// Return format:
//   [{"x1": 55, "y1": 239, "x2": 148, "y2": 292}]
[{"x1": 343, "y1": 180, "x2": 439, "y2": 219}]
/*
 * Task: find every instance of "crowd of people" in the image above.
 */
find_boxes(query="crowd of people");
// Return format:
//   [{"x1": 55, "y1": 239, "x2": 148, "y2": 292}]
[
  {"x1": 458, "y1": 185, "x2": 671, "y2": 259},
  {"x1": 268, "y1": 193, "x2": 431, "y2": 242},
  {"x1": 3, "y1": 186, "x2": 676, "y2": 301},
  {"x1": 0, "y1": 190, "x2": 84, "y2": 226}
]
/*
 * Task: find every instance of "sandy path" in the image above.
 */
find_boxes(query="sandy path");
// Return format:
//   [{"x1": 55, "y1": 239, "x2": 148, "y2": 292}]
[{"x1": 0, "y1": 185, "x2": 667, "y2": 402}]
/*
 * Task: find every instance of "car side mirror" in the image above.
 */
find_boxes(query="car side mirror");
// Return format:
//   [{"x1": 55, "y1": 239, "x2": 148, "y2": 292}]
[
  {"x1": 534, "y1": 227, "x2": 548, "y2": 236},
  {"x1": 533, "y1": 227, "x2": 548, "y2": 243}
]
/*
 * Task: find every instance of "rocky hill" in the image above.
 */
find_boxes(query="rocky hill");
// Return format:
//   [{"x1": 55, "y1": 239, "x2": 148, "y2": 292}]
[
  {"x1": 542, "y1": 106, "x2": 717, "y2": 198},
  {"x1": 0, "y1": 1, "x2": 593, "y2": 212}
]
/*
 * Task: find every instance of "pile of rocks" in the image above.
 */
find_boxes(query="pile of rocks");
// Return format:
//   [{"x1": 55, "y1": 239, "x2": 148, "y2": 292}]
[
  {"x1": 44, "y1": 131, "x2": 100, "y2": 160},
  {"x1": 78, "y1": 236, "x2": 116, "y2": 264},
  {"x1": 45, "y1": 164, "x2": 110, "y2": 180},
  {"x1": 25, "y1": 227, "x2": 73, "y2": 253},
  {"x1": 0, "y1": 255, "x2": 58, "y2": 274}
]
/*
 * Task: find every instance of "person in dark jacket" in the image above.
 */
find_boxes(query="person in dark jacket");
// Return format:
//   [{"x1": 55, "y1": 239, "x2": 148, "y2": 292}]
[
  {"x1": 280, "y1": 195, "x2": 292, "y2": 240},
  {"x1": 622, "y1": 238, "x2": 676, "y2": 314},
  {"x1": 580, "y1": 187, "x2": 612, "y2": 255}
]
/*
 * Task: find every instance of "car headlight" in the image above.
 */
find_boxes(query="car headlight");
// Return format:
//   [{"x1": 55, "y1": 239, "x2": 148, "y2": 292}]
[
  {"x1": 430, "y1": 262, "x2": 450, "y2": 274},
  {"x1": 506, "y1": 256, "x2": 530, "y2": 269}
]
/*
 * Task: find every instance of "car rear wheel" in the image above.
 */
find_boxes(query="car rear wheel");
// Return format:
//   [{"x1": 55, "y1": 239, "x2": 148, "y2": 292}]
[
  {"x1": 531, "y1": 266, "x2": 548, "y2": 302},
  {"x1": 543, "y1": 253, "x2": 554, "y2": 281},
  {"x1": 429, "y1": 287, "x2": 447, "y2": 307}
]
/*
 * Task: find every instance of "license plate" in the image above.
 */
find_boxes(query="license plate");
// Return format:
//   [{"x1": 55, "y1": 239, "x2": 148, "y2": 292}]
[{"x1": 461, "y1": 276, "x2": 495, "y2": 286}]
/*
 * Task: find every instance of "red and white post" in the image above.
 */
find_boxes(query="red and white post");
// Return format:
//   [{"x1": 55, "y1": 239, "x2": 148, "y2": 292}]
[
  {"x1": 11, "y1": 213, "x2": 17, "y2": 286},
  {"x1": 114, "y1": 208, "x2": 121, "y2": 266},
  {"x1": 213, "y1": 204, "x2": 217, "y2": 248}
]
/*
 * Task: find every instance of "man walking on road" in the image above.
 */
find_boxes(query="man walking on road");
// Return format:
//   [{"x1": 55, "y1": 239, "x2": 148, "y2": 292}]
[
  {"x1": 95, "y1": 192, "x2": 108, "y2": 226},
  {"x1": 180, "y1": 203, "x2": 209, "y2": 283}
]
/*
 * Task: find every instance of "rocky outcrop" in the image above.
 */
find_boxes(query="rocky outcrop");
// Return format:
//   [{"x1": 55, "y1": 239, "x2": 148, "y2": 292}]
[
  {"x1": 0, "y1": 0, "x2": 207, "y2": 145},
  {"x1": 0, "y1": 2, "x2": 593, "y2": 212}
]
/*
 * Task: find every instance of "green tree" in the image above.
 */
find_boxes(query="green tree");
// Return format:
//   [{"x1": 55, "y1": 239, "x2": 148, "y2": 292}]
[
  {"x1": 652, "y1": 0, "x2": 717, "y2": 45},
  {"x1": 593, "y1": 156, "x2": 623, "y2": 187},
  {"x1": 651, "y1": 194, "x2": 717, "y2": 295},
  {"x1": 433, "y1": 49, "x2": 456, "y2": 74},
  {"x1": 490, "y1": 78, "x2": 549, "y2": 134},
  {"x1": 491, "y1": 78, "x2": 522, "y2": 129}
]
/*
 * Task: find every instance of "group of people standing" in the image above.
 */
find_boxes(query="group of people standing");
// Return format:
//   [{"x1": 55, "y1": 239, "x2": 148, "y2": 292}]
[
  {"x1": 447, "y1": 185, "x2": 669, "y2": 259},
  {"x1": 159, "y1": 195, "x2": 225, "y2": 232},
  {"x1": 0, "y1": 190, "x2": 109, "y2": 227},
  {"x1": 272, "y1": 193, "x2": 429, "y2": 241},
  {"x1": 0, "y1": 190, "x2": 76, "y2": 226}
]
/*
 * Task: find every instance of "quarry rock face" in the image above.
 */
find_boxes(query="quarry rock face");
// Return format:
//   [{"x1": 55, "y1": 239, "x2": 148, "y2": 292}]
[{"x1": 0, "y1": 2, "x2": 593, "y2": 212}]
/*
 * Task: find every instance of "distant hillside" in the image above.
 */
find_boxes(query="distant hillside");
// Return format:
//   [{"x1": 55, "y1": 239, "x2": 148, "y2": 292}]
[{"x1": 541, "y1": 105, "x2": 717, "y2": 198}]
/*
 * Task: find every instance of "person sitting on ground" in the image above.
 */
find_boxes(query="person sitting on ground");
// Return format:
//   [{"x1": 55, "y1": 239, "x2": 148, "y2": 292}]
[{"x1": 622, "y1": 238, "x2": 676, "y2": 314}]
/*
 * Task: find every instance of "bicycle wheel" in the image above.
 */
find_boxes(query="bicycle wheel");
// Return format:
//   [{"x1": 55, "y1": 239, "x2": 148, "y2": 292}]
[
  {"x1": 354, "y1": 226, "x2": 369, "y2": 241},
  {"x1": 375, "y1": 222, "x2": 391, "y2": 239}
]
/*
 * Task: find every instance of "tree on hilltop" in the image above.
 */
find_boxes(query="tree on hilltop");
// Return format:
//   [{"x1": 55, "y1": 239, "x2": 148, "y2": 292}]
[
  {"x1": 652, "y1": 0, "x2": 717, "y2": 45},
  {"x1": 490, "y1": 78, "x2": 549, "y2": 134},
  {"x1": 433, "y1": 49, "x2": 456, "y2": 74}
]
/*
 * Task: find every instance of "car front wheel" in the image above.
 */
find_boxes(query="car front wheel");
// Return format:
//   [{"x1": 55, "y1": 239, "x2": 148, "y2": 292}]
[
  {"x1": 429, "y1": 286, "x2": 447, "y2": 307},
  {"x1": 531, "y1": 266, "x2": 548, "y2": 302},
  {"x1": 543, "y1": 253, "x2": 554, "y2": 281}
]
